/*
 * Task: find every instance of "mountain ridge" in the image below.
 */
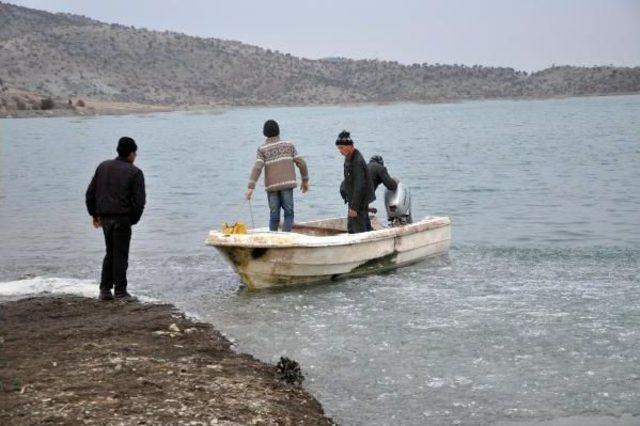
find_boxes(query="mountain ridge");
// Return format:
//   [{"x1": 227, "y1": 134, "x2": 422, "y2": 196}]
[{"x1": 1, "y1": 1, "x2": 639, "y2": 115}]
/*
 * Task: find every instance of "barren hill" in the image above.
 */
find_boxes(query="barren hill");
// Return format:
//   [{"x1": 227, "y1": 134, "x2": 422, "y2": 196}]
[{"x1": 1, "y1": 1, "x2": 639, "y2": 115}]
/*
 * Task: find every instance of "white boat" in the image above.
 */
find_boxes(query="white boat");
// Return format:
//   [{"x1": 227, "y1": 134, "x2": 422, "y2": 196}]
[{"x1": 206, "y1": 216, "x2": 451, "y2": 290}]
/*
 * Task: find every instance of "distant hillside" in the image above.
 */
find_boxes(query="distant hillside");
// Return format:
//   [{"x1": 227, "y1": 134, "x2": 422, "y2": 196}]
[{"x1": 1, "y1": 1, "x2": 639, "y2": 115}]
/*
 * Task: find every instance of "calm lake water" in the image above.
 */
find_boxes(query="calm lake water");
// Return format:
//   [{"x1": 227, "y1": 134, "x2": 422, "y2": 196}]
[{"x1": 1, "y1": 95, "x2": 639, "y2": 425}]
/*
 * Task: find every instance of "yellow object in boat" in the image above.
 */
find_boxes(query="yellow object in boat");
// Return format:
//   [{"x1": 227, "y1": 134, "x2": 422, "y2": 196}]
[{"x1": 222, "y1": 222, "x2": 247, "y2": 234}]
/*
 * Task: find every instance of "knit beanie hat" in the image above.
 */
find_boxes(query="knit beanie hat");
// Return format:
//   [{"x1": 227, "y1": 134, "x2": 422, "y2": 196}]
[
  {"x1": 263, "y1": 120, "x2": 280, "y2": 137},
  {"x1": 117, "y1": 136, "x2": 137, "y2": 157},
  {"x1": 335, "y1": 130, "x2": 353, "y2": 146},
  {"x1": 370, "y1": 155, "x2": 384, "y2": 165}
]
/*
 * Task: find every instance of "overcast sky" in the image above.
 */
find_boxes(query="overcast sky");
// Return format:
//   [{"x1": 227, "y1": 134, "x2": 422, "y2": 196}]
[{"x1": 9, "y1": 0, "x2": 640, "y2": 71}]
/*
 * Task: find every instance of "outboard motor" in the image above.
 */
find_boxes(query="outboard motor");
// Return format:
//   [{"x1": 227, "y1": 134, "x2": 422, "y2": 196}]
[{"x1": 384, "y1": 182, "x2": 413, "y2": 226}]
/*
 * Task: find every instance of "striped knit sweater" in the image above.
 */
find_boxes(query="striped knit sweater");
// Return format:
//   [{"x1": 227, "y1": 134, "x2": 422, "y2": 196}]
[{"x1": 248, "y1": 136, "x2": 309, "y2": 192}]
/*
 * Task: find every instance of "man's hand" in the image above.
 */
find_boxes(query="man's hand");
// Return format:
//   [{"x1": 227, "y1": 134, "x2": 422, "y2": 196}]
[
  {"x1": 245, "y1": 188, "x2": 254, "y2": 200},
  {"x1": 348, "y1": 208, "x2": 358, "y2": 218},
  {"x1": 92, "y1": 216, "x2": 102, "y2": 229},
  {"x1": 301, "y1": 181, "x2": 309, "y2": 193}
]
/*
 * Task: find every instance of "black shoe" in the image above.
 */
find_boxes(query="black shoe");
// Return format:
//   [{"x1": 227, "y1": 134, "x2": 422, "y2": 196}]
[
  {"x1": 114, "y1": 292, "x2": 138, "y2": 302},
  {"x1": 99, "y1": 290, "x2": 114, "y2": 301}
]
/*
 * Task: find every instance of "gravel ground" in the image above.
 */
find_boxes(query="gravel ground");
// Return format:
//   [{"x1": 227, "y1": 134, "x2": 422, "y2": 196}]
[{"x1": 0, "y1": 296, "x2": 333, "y2": 425}]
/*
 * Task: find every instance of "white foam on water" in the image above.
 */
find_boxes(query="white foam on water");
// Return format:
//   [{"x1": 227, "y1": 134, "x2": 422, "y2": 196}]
[
  {"x1": 0, "y1": 276, "x2": 159, "y2": 303},
  {"x1": 0, "y1": 276, "x2": 98, "y2": 298}
]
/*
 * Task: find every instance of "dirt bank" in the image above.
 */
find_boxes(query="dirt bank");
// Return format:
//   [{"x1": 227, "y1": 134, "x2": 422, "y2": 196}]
[{"x1": 0, "y1": 296, "x2": 333, "y2": 425}]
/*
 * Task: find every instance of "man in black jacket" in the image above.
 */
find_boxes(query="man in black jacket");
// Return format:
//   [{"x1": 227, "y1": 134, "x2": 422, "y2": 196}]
[
  {"x1": 368, "y1": 155, "x2": 397, "y2": 193},
  {"x1": 86, "y1": 137, "x2": 146, "y2": 301},
  {"x1": 335, "y1": 130, "x2": 375, "y2": 234}
]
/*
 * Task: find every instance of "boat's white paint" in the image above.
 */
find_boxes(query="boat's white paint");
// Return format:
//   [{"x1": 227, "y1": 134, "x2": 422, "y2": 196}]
[{"x1": 206, "y1": 216, "x2": 451, "y2": 290}]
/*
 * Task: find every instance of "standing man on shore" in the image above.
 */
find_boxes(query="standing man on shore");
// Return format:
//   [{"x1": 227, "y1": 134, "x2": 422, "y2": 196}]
[
  {"x1": 86, "y1": 137, "x2": 146, "y2": 301},
  {"x1": 335, "y1": 130, "x2": 375, "y2": 234},
  {"x1": 245, "y1": 120, "x2": 309, "y2": 231}
]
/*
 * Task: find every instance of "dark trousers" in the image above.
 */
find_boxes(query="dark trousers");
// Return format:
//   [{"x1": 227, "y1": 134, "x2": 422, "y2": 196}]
[
  {"x1": 347, "y1": 209, "x2": 372, "y2": 234},
  {"x1": 100, "y1": 217, "x2": 132, "y2": 294}
]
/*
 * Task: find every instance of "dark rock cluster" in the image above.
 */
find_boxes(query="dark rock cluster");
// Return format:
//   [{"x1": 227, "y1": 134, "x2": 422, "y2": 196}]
[{"x1": 276, "y1": 356, "x2": 305, "y2": 385}]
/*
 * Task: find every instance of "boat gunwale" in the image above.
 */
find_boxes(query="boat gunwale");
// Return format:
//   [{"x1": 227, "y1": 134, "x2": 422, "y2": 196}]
[{"x1": 206, "y1": 216, "x2": 451, "y2": 248}]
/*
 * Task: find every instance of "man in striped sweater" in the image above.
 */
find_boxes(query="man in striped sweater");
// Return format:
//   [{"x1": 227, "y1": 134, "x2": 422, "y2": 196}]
[{"x1": 245, "y1": 120, "x2": 309, "y2": 231}]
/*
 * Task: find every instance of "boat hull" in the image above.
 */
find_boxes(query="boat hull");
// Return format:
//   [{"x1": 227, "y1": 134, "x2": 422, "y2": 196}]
[{"x1": 207, "y1": 217, "x2": 451, "y2": 290}]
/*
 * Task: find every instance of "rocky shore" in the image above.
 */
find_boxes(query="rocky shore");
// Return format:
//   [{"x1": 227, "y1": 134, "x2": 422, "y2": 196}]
[
  {"x1": 3, "y1": 91, "x2": 638, "y2": 120},
  {"x1": 0, "y1": 296, "x2": 333, "y2": 425},
  {"x1": 0, "y1": 89, "x2": 178, "y2": 118}
]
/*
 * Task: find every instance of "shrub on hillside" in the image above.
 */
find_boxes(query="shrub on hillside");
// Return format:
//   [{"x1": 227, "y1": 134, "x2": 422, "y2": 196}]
[
  {"x1": 40, "y1": 98, "x2": 55, "y2": 110},
  {"x1": 76, "y1": 99, "x2": 85, "y2": 107},
  {"x1": 14, "y1": 97, "x2": 27, "y2": 110}
]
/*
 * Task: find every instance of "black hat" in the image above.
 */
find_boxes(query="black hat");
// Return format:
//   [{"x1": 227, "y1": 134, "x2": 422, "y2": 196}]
[
  {"x1": 370, "y1": 155, "x2": 384, "y2": 165},
  {"x1": 117, "y1": 137, "x2": 137, "y2": 157},
  {"x1": 335, "y1": 130, "x2": 353, "y2": 146},
  {"x1": 263, "y1": 120, "x2": 280, "y2": 137}
]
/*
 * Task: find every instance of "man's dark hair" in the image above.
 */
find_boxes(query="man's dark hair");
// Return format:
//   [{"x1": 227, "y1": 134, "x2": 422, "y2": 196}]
[
  {"x1": 370, "y1": 155, "x2": 384, "y2": 165},
  {"x1": 117, "y1": 137, "x2": 137, "y2": 157},
  {"x1": 263, "y1": 120, "x2": 280, "y2": 137}
]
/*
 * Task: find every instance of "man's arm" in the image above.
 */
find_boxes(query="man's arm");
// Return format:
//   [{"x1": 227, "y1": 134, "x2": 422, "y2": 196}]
[
  {"x1": 349, "y1": 158, "x2": 366, "y2": 211},
  {"x1": 130, "y1": 170, "x2": 146, "y2": 225},
  {"x1": 292, "y1": 145, "x2": 309, "y2": 192},
  {"x1": 85, "y1": 170, "x2": 98, "y2": 217},
  {"x1": 246, "y1": 149, "x2": 265, "y2": 199},
  {"x1": 380, "y1": 166, "x2": 398, "y2": 191},
  {"x1": 339, "y1": 180, "x2": 348, "y2": 204}
]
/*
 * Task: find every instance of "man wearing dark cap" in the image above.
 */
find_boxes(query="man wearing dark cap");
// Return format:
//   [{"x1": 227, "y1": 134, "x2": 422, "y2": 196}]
[
  {"x1": 335, "y1": 130, "x2": 375, "y2": 234},
  {"x1": 246, "y1": 120, "x2": 309, "y2": 231},
  {"x1": 341, "y1": 155, "x2": 398, "y2": 203},
  {"x1": 86, "y1": 137, "x2": 146, "y2": 301}
]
